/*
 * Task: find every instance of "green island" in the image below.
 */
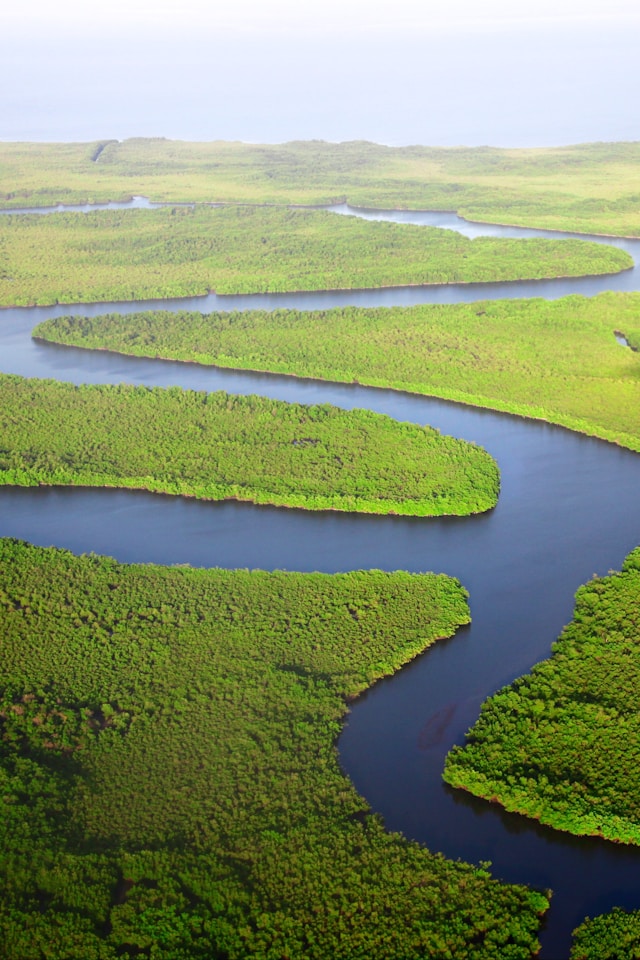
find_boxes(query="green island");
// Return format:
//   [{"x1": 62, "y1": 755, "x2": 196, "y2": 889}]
[
  {"x1": 0, "y1": 374, "x2": 499, "y2": 516},
  {"x1": 35, "y1": 292, "x2": 640, "y2": 451},
  {"x1": 4, "y1": 138, "x2": 640, "y2": 236},
  {"x1": 0, "y1": 205, "x2": 631, "y2": 307},
  {"x1": 0, "y1": 537, "x2": 548, "y2": 959},
  {"x1": 443, "y1": 547, "x2": 640, "y2": 845},
  {"x1": 570, "y1": 907, "x2": 640, "y2": 959}
]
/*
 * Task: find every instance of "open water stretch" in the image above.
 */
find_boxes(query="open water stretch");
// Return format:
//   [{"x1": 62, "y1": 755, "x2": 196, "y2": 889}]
[{"x1": 2, "y1": 204, "x2": 640, "y2": 957}]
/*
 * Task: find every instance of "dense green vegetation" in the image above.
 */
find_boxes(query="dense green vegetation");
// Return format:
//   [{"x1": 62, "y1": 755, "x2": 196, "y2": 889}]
[
  {"x1": 9, "y1": 137, "x2": 640, "y2": 951},
  {"x1": 0, "y1": 204, "x2": 631, "y2": 307},
  {"x1": 35, "y1": 292, "x2": 640, "y2": 451},
  {"x1": 571, "y1": 907, "x2": 640, "y2": 959},
  {"x1": 4, "y1": 138, "x2": 640, "y2": 236},
  {"x1": 0, "y1": 374, "x2": 499, "y2": 516},
  {"x1": 443, "y1": 547, "x2": 640, "y2": 844},
  {"x1": 0, "y1": 537, "x2": 549, "y2": 959}
]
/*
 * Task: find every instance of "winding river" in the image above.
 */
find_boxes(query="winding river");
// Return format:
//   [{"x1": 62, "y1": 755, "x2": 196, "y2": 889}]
[{"x1": 3, "y1": 201, "x2": 640, "y2": 958}]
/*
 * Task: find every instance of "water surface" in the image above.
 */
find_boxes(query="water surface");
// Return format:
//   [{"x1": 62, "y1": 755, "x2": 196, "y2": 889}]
[{"x1": 1, "y1": 208, "x2": 640, "y2": 957}]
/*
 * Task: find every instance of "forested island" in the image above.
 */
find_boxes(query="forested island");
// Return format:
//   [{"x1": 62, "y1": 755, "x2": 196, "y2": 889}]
[
  {"x1": 0, "y1": 374, "x2": 499, "y2": 516},
  {"x1": 0, "y1": 205, "x2": 629, "y2": 307},
  {"x1": 0, "y1": 538, "x2": 547, "y2": 959},
  {"x1": 35, "y1": 293, "x2": 640, "y2": 451}
]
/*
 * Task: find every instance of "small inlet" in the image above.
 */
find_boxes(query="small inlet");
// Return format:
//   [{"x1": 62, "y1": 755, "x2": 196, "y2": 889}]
[{"x1": 614, "y1": 330, "x2": 636, "y2": 350}]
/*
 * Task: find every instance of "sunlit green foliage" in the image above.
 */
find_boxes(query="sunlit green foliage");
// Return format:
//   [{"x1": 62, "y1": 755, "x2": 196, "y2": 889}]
[
  {"x1": 0, "y1": 538, "x2": 549, "y2": 958},
  {"x1": 36, "y1": 292, "x2": 640, "y2": 451},
  {"x1": 0, "y1": 204, "x2": 630, "y2": 306},
  {"x1": 571, "y1": 907, "x2": 640, "y2": 959},
  {"x1": 443, "y1": 547, "x2": 640, "y2": 845},
  {"x1": 0, "y1": 374, "x2": 499, "y2": 516},
  {"x1": 3, "y1": 138, "x2": 640, "y2": 235}
]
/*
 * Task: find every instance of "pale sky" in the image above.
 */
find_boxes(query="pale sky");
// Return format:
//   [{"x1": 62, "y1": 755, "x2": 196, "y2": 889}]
[
  {"x1": 5, "y1": 0, "x2": 640, "y2": 33},
  {"x1": 3, "y1": 0, "x2": 640, "y2": 144}
]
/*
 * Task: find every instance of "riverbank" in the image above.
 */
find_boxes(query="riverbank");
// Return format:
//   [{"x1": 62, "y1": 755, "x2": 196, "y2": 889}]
[
  {"x1": 0, "y1": 537, "x2": 550, "y2": 959},
  {"x1": 0, "y1": 204, "x2": 630, "y2": 307},
  {"x1": 0, "y1": 374, "x2": 500, "y2": 517},
  {"x1": 3, "y1": 139, "x2": 640, "y2": 237},
  {"x1": 34, "y1": 294, "x2": 640, "y2": 453}
]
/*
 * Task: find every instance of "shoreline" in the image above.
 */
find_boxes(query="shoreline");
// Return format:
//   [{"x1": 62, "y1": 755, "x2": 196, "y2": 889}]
[
  {"x1": 1, "y1": 193, "x2": 639, "y2": 240},
  {"x1": 447, "y1": 778, "x2": 637, "y2": 848},
  {"x1": 31, "y1": 334, "x2": 640, "y2": 457},
  {"x1": 3, "y1": 260, "x2": 632, "y2": 311},
  {"x1": 0, "y1": 475, "x2": 496, "y2": 520}
]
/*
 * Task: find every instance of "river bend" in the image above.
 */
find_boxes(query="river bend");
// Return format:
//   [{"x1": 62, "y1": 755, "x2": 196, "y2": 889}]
[{"x1": 2, "y1": 203, "x2": 640, "y2": 958}]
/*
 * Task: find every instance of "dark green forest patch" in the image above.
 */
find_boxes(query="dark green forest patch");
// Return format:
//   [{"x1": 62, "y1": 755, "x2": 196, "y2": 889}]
[
  {"x1": 0, "y1": 538, "x2": 548, "y2": 959},
  {"x1": 571, "y1": 907, "x2": 640, "y2": 959},
  {"x1": 444, "y1": 547, "x2": 640, "y2": 845}
]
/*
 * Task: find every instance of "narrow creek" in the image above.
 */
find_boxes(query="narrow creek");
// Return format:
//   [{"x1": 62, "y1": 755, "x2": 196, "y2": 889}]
[{"x1": 1, "y1": 200, "x2": 640, "y2": 957}]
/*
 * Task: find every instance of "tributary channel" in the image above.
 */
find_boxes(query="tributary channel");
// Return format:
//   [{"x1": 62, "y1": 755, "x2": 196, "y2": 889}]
[{"x1": 2, "y1": 202, "x2": 640, "y2": 957}]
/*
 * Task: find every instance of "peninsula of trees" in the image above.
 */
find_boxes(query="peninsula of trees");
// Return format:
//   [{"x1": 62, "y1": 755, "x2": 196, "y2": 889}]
[
  {"x1": 0, "y1": 205, "x2": 630, "y2": 306},
  {"x1": 0, "y1": 538, "x2": 548, "y2": 959},
  {"x1": 443, "y1": 547, "x2": 640, "y2": 845},
  {"x1": 0, "y1": 375, "x2": 500, "y2": 516},
  {"x1": 571, "y1": 907, "x2": 640, "y2": 959},
  {"x1": 35, "y1": 292, "x2": 640, "y2": 451}
]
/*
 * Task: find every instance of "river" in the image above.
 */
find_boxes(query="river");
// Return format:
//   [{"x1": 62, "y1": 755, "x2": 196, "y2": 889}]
[{"x1": 2, "y1": 202, "x2": 640, "y2": 958}]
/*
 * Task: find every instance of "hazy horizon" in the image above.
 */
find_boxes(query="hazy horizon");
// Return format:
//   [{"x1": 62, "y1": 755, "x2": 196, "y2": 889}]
[{"x1": 2, "y1": 2, "x2": 639, "y2": 146}]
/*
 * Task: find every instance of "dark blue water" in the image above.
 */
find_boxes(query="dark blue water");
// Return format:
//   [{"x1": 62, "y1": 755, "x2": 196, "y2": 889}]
[{"x1": 1, "y1": 207, "x2": 640, "y2": 957}]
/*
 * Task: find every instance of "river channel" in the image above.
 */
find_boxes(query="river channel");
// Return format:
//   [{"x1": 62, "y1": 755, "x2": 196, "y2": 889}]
[{"x1": 2, "y1": 202, "x2": 640, "y2": 957}]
